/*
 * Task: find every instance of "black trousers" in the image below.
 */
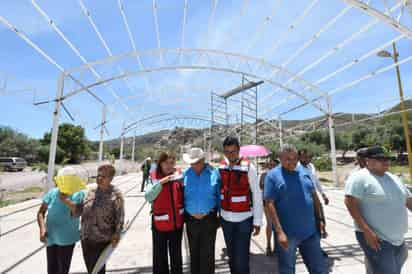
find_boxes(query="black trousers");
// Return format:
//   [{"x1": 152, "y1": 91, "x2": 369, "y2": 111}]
[
  {"x1": 46, "y1": 244, "x2": 75, "y2": 274},
  {"x1": 152, "y1": 227, "x2": 183, "y2": 274},
  {"x1": 81, "y1": 240, "x2": 110, "y2": 274},
  {"x1": 185, "y1": 213, "x2": 218, "y2": 274},
  {"x1": 141, "y1": 174, "x2": 148, "y2": 192}
]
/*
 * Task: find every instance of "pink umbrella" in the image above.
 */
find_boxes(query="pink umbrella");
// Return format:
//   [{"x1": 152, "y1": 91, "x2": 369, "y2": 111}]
[{"x1": 240, "y1": 145, "x2": 271, "y2": 157}]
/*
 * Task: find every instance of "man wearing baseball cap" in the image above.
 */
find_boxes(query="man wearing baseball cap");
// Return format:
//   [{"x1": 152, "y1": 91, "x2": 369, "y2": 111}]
[{"x1": 344, "y1": 146, "x2": 412, "y2": 274}]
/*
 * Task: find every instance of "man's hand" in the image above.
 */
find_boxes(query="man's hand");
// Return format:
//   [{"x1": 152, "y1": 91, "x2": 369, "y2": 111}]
[
  {"x1": 322, "y1": 194, "x2": 329, "y2": 205},
  {"x1": 111, "y1": 233, "x2": 121, "y2": 248},
  {"x1": 277, "y1": 230, "x2": 289, "y2": 250},
  {"x1": 319, "y1": 221, "x2": 328, "y2": 238},
  {"x1": 364, "y1": 227, "x2": 381, "y2": 251},
  {"x1": 252, "y1": 225, "x2": 260, "y2": 236},
  {"x1": 40, "y1": 229, "x2": 47, "y2": 243}
]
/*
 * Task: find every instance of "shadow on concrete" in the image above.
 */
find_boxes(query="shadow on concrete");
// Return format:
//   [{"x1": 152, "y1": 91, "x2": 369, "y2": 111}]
[
  {"x1": 17, "y1": 237, "x2": 412, "y2": 274},
  {"x1": 1, "y1": 245, "x2": 45, "y2": 273},
  {"x1": 70, "y1": 237, "x2": 412, "y2": 273}
]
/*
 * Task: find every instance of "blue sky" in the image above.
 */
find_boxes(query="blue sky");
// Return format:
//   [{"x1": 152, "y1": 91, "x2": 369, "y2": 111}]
[{"x1": 1, "y1": 0, "x2": 412, "y2": 140}]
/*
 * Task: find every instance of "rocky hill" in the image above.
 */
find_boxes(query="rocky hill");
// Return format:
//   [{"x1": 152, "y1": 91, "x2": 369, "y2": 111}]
[{"x1": 101, "y1": 100, "x2": 410, "y2": 157}]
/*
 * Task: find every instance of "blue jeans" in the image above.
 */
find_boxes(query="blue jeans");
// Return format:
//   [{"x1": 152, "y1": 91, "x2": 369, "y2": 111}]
[
  {"x1": 275, "y1": 233, "x2": 327, "y2": 274},
  {"x1": 356, "y1": 232, "x2": 407, "y2": 274},
  {"x1": 221, "y1": 217, "x2": 253, "y2": 274}
]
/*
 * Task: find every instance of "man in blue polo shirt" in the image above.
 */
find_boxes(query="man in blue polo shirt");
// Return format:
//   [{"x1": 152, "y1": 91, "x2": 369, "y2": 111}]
[
  {"x1": 264, "y1": 145, "x2": 327, "y2": 274},
  {"x1": 183, "y1": 147, "x2": 220, "y2": 274}
]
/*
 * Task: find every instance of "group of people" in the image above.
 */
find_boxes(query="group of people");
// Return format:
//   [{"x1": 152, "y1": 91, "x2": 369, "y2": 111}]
[
  {"x1": 144, "y1": 138, "x2": 412, "y2": 274},
  {"x1": 145, "y1": 137, "x2": 263, "y2": 274},
  {"x1": 36, "y1": 136, "x2": 412, "y2": 274},
  {"x1": 37, "y1": 164, "x2": 125, "y2": 274},
  {"x1": 144, "y1": 137, "x2": 329, "y2": 274}
]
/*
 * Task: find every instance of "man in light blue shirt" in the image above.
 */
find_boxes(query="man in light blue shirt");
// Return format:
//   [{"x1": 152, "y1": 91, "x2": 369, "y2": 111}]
[
  {"x1": 182, "y1": 148, "x2": 220, "y2": 274},
  {"x1": 345, "y1": 146, "x2": 412, "y2": 274}
]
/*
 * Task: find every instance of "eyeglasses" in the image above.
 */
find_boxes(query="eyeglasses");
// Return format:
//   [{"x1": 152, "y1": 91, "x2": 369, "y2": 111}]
[
  {"x1": 97, "y1": 174, "x2": 109, "y2": 178},
  {"x1": 224, "y1": 150, "x2": 239, "y2": 155}
]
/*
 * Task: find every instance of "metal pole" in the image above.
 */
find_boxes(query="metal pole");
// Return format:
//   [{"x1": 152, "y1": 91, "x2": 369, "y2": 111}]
[
  {"x1": 209, "y1": 92, "x2": 213, "y2": 161},
  {"x1": 47, "y1": 74, "x2": 64, "y2": 189},
  {"x1": 255, "y1": 85, "x2": 258, "y2": 145},
  {"x1": 240, "y1": 95, "x2": 244, "y2": 144},
  {"x1": 225, "y1": 98, "x2": 228, "y2": 134},
  {"x1": 120, "y1": 122, "x2": 125, "y2": 161},
  {"x1": 327, "y1": 96, "x2": 339, "y2": 187},
  {"x1": 131, "y1": 131, "x2": 136, "y2": 162},
  {"x1": 392, "y1": 42, "x2": 412, "y2": 181},
  {"x1": 98, "y1": 106, "x2": 106, "y2": 162},
  {"x1": 278, "y1": 116, "x2": 283, "y2": 149}
]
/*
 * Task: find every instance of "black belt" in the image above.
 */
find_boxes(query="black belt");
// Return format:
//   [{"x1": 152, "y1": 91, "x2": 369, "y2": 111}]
[{"x1": 185, "y1": 209, "x2": 217, "y2": 221}]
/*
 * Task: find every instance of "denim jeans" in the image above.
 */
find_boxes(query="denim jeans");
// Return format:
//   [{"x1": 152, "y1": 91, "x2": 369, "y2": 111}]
[
  {"x1": 356, "y1": 232, "x2": 407, "y2": 274},
  {"x1": 275, "y1": 233, "x2": 327, "y2": 274},
  {"x1": 221, "y1": 217, "x2": 253, "y2": 274}
]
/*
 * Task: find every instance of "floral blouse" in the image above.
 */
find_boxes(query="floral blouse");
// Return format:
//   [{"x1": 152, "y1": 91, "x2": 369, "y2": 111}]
[{"x1": 76, "y1": 185, "x2": 125, "y2": 243}]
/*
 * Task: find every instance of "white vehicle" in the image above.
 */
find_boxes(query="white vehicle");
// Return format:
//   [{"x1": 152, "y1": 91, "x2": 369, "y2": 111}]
[{"x1": 0, "y1": 157, "x2": 27, "y2": 172}]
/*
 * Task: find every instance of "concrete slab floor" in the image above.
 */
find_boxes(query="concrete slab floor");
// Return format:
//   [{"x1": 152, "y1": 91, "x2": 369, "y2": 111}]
[{"x1": 0, "y1": 173, "x2": 411, "y2": 273}]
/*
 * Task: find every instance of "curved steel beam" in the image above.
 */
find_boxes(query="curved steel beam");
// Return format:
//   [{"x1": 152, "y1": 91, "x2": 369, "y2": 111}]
[
  {"x1": 64, "y1": 65, "x2": 328, "y2": 114},
  {"x1": 342, "y1": 0, "x2": 412, "y2": 38},
  {"x1": 64, "y1": 48, "x2": 325, "y2": 96},
  {"x1": 123, "y1": 113, "x2": 212, "y2": 135}
]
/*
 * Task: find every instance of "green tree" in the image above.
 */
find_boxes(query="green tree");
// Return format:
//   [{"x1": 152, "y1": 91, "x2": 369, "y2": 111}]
[
  {"x1": 335, "y1": 132, "x2": 353, "y2": 159},
  {"x1": 0, "y1": 126, "x2": 42, "y2": 162},
  {"x1": 41, "y1": 123, "x2": 90, "y2": 164}
]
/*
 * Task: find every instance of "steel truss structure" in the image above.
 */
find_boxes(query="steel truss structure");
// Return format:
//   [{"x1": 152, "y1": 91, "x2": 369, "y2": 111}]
[{"x1": 1, "y1": 1, "x2": 412, "y2": 187}]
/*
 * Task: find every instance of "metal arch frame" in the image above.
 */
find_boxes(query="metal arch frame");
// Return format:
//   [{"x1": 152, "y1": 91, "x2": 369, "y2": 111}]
[
  {"x1": 30, "y1": 0, "x2": 130, "y2": 112},
  {"x1": 65, "y1": 48, "x2": 324, "y2": 93},
  {"x1": 258, "y1": 0, "x2": 407, "y2": 117},
  {"x1": 100, "y1": 112, "x2": 212, "y2": 162},
  {"x1": 342, "y1": 0, "x2": 412, "y2": 38},
  {"x1": 6, "y1": 0, "x2": 412, "y2": 187},
  {"x1": 63, "y1": 48, "x2": 329, "y2": 110},
  {"x1": 118, "y1": 115, "x2": 213, "y2": 161},
  {"x1": 124, "y1": 114, "x2": 212, "y2": 135},
  {"x1": 64, "y1": 64, "x2": 328, "y2": 115}
]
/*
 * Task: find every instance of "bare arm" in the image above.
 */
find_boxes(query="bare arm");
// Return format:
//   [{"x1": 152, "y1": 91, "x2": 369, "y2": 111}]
[
  {"x1": 407, "y1": 197, "x2": 412, "y2": 212},
  {"x1": 59, "y1": 193, "x2": 82, "y2": 217},
  {"x1": 344, "y1": 195, "x2": 370, "y2": 231},
  {"x1": 37, "y1": 203, "x2": 48, "y2": 243},
  {"x1": 312, "y1": 190, "x2": 327, "y2": 237},
  {"x1": 265, "y1": 200, "x2": 288, "y2": 249},
  {"x1": 345, "y1": 195, "x2": 381, "y2": 251},
  {"x1": 312, "y1": 190, "x2": 324, "y2": 221}
]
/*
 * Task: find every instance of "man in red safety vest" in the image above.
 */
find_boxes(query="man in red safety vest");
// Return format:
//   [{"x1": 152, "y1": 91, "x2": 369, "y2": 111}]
[{"x1": 219, "y1": 136, "x2": 263, "y2": 274}]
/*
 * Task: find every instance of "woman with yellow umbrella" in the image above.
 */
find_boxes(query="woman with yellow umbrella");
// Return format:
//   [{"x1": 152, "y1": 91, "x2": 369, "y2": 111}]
[{"x1": 37, "y1": 166, "x2": 87, "y2": 274}]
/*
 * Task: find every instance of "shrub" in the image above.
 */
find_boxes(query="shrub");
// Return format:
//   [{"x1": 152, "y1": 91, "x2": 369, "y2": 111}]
[{"x1": 313, "y1": 156, "x2": 332, "y2": 171}]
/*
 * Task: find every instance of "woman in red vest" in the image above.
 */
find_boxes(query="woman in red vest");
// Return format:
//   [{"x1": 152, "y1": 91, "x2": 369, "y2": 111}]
[{"x1": 144, "y1": 152, "x2": 184, "y2": 274}]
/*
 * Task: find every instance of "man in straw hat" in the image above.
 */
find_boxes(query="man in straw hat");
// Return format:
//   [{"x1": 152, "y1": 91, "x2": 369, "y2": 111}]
[{"x1": 182, "y1": 148, "x2": 220, "y2": 274}]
